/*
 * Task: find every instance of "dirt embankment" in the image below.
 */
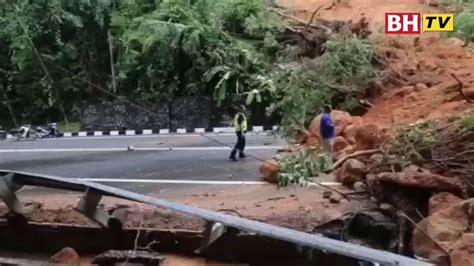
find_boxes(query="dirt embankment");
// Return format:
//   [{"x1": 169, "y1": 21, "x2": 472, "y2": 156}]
[
  {"x1": 278, "y1": 0, "x2": 474, "y2": 127},
  {"x1": 8, "y1": 185, "x2": 364, "y2": 233},
  {"x1": 266, "y1": 0, "x2": 474, "y2": 263}
]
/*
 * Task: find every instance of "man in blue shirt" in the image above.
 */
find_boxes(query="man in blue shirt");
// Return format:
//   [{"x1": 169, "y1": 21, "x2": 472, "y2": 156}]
[{"x1": 320, "y1": 104, "x2": 335, "y2": 161}]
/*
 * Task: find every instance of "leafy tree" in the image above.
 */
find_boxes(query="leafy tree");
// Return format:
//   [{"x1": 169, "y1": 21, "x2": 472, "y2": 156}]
[
  {"x1": 0, "y1": 0, "x2": 283, "y2": 126},
  {"x1": 273, "y1": 36, "x2": 376, "y2": 139},
  {"x1": 454, "y1": 5, "x2": 474, "y2": 45}
]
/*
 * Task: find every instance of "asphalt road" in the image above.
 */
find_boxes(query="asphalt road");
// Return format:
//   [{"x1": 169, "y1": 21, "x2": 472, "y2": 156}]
[{"x1": 0, "y1": 133, "x2": 285, "y2": 194}]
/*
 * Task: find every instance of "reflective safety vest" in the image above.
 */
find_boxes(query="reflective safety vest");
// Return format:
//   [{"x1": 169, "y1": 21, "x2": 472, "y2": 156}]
[{"x1": 234, "y1": 112, "x2": 248, "y2": 132}]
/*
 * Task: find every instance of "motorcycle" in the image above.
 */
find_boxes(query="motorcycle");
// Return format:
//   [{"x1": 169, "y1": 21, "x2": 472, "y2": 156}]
[
  {"x1": 11, "y1": 125, "x2": 37, "y2": 141},
  {"x1": 36, "y1": 123, "x2": 61, "y2": 138}
]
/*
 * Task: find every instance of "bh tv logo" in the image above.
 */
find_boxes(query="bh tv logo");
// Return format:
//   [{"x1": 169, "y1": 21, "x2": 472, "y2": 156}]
[{"x1": 385, "y1": 13, "x2": 454, "y2": 34}]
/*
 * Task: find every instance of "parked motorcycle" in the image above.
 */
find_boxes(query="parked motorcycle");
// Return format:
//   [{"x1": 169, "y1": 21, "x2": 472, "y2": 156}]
[
  {"x1": 36, "y1": 123, "x2": 61, "y2": 138},
  {"x1": 11, "y1": 125, "x2": 37, "y2": 141}
]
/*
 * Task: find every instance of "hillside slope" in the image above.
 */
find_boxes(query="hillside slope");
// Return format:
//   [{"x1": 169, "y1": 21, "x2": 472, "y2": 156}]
[{"x1": 279, "y1": 0, "x2": 474, "y2": 127}]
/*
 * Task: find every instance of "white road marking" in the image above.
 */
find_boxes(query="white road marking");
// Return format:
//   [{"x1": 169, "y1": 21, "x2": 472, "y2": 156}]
[
  {"x1": 0, "y1": 145, "x2": 283, "y2": 153},
  {"x1": 78, "y1": 178, "x2": 342, "y2": 186},
  {"x1": 80, "y1": 178, "x2": 268, "y2": 185}
]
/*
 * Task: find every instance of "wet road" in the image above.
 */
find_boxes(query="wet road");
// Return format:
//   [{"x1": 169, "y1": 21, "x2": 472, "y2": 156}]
[{"x1": 0, "y1": 133, "x2": 285, "y2": 193}]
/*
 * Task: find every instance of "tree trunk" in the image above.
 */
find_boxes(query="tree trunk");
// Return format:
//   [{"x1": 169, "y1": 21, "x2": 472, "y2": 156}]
[
  {"x1": 0, "y1": 81, "x2": 18, "y2": 128},
  {"x1": 108, "y1": 29, "x2": 117, "y2": 94}
]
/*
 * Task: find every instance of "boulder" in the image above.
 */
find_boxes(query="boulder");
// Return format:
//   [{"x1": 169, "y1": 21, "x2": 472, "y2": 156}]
[
  {"x1": 336, "y1": 159, "x2": 367, "y2": 186},
  {"x1": 415, "y1": 83, "x2": 429, "y2": 91},
  {"x1": 463, "y1": 87, "x2": 474, "y2": 100},
  {"x1": 50, "y1": 247, "x2": 80, "y2": 265},
  {"x1": 342, "y1": 125, "x2": 358, "y2": 145},
  {"x1": 413, "y1": 199, "x2": 474, "y2": 264},
  {"x1": 260, "y1": 160, "x2": 280, "y2": 184},
  {"x1": 333, "y1": 136, "x2": 350, "y2": 153},
  {"x1": 450, "y1": 233, "x2": 474, "y2": 266},
  {"x1": 367, "y1": 171, "x2": 463, "y2": 195},
  {"x1": 354, "y1": 124, "x2": 388, "y2": 150},
  {"x1": 308, "y1": 110, "x2": 353, "y2": 137},
  {"x1": 341, "y1": 116, "x2": 363, "y2": 144},
  {"x1": 429, "y1": 192, "x2": 462, "y2": 215},
  {"x1": 329, "y1": 193, "x2": 343, "y2": 204},
  {"x1": 306, "y1": 134, "x2": 320, "y2": 147}
]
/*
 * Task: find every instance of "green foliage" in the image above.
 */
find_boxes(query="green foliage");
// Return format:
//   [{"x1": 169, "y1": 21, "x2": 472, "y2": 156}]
[
  {"x1": 277, "y1": 148, "x2": 330, "y2": 187},
  {"x1": 272, "y1": 60, "x2": 333, "y2": 138},
  {"x1": 453, "y1": 5, "x2": 474, "y2": 45},
  {"x1": 114, "y1": 0, "x2": 281, "y2": 104},
  {"x1": 217, "y1": 0, "x2": 281, "y2": 38},
  {"x1": 274, "y1": 36, "x2": 376, "y2": 139},
  {"x1": 389, "y1": 121, "x2": 440, "y2": 164},
  {"x1": 0, "y1": 0, "x2": 283, "y2": 126},
  {"x1": 321, "y1": 37, "x2": 376, "y2": 92},
  {"x1": 462, "y1": 113, "x2": 474, "y2": 130}
]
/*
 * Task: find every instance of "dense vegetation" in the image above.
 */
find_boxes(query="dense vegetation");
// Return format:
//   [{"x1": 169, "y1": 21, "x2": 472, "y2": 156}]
[
  {"x1": 0, "y1": 0, "x2": 382, "y2": 133},
  {"x1": 0, "y1": 0, "x2": 282, "y2": 128},
  {"x1": 454, "y1": 3, "x2": 474, "y2": 45},
  {"x1": 1, "y1": 0, "x2": 473, "y2": 133}
]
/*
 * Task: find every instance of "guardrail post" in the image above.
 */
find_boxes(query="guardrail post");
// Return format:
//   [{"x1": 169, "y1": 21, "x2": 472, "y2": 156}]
[
  {"x1": 108, "y1": 207, "x2": 128, "y2": 231},
  {"x1": 0, "y1": 172, "x2": 26, "y2": 225},
  {"x1": 196, "y1": 221, "x2": 226, "y2": 254},
  {"x1": 75, "y1": 188, "x2": 124, "y2": 230}
]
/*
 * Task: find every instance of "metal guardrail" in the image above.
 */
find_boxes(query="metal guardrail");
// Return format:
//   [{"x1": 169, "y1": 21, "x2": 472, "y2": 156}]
[{"x1": 0, "y1": 170, "x2": 430, "y2": 266}]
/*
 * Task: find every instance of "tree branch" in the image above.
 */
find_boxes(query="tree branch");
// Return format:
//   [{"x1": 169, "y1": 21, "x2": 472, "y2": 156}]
[
  {"x1": 333, "y1": 149, "x2": 382, "y2": 170},
  {"x1": 304, "y1": 3, "x2": 335, "y2": 31},
  {"x1": 452, "y1": 73, "x2": 474, "y2": 103},
  {"x1": 267, "y1": 8, "x2": 333, "y2": 34}
]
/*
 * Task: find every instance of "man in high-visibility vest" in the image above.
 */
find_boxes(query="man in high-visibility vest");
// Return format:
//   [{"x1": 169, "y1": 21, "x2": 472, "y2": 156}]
[{"x1": 229, "y1": 105, "x2": 248, "y2": 161}]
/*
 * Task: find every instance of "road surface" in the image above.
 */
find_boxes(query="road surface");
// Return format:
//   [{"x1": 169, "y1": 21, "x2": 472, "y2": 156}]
[{"x1": 0, "y1": 133, "x2": 285, "y2": 194}]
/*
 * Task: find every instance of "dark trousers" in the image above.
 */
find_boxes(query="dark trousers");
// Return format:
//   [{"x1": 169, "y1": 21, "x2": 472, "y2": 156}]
[{"x1": 230, "y1": 131, "x2": 246, "y2": 158}]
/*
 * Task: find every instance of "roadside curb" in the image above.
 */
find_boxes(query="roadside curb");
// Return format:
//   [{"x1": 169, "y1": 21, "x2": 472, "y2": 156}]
[
  {"x1": 3, "y1": 126, "x2": 280, "y2": 140},
  {"x1": 59, "y1": 126, "x2": 279, "y2": 138}
]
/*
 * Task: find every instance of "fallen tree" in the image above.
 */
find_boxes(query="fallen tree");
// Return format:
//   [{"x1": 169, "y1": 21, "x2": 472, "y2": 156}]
[{"x1": 373, "y1": 117, "x2": 474, "y2": 197}]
